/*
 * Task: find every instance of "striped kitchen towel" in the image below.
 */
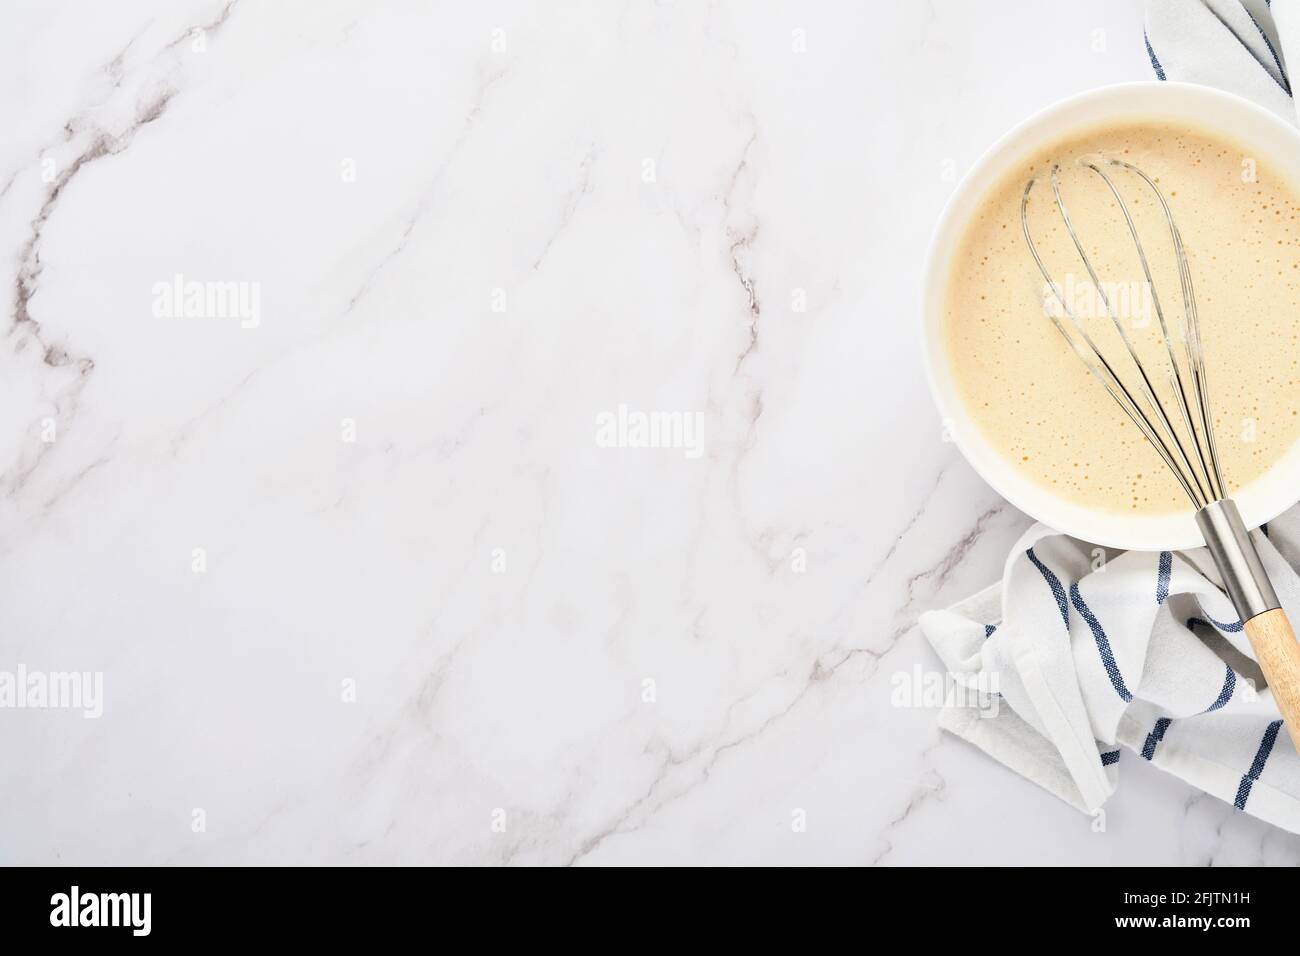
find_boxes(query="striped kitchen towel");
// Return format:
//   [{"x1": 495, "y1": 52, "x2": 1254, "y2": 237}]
[
  {"x1": 919, "y1": 508, "x2": 1300, "y2": 832},
  {"x1": 1144, "y1": 0, "x2": 1295, "y2": 120}
]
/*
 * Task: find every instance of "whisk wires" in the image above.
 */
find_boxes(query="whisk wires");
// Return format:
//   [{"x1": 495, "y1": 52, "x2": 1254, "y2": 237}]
[{"x1": 1020, "y1": 157, "x2": 1224, "y2": 510}]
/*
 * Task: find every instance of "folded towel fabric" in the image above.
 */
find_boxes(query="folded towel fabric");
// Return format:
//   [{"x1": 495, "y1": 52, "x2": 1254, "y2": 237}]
[
  {"x1": 919, "y1": 512, "x2": 1300, "y2": 832},
  {"x1": 919, "y1": 0, "x2": 1300, "y2": 832},
  {"x1": 1144, "y1": 0, "x2": 1293, "y2": 119}
]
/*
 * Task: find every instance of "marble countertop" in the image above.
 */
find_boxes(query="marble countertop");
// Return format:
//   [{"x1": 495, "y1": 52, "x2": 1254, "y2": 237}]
[{"x1": 3, "y1": 0, "x2": 1297, "y2": 865}]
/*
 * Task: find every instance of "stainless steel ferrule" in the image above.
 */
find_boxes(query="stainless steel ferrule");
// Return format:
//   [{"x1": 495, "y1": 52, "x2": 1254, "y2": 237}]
[{"x1": 1195, "y1": 499, "x2": 1279, "y2": 622}]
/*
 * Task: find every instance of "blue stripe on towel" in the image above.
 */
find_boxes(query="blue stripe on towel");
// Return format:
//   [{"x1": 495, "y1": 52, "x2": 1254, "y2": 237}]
[
  {"x1": 1145, "y1": 31, "x2": 1167, "y2": 81},
  {"x1": 1026, "y1": 547, "x2": 1070, "y2": 631},
  {"x1": 1244, "y1": 7, "x2": 1292, "y2": 94},
  {"x1": 1205, "y1": 664, "x2": 1237, "y2": 713},
  {"x1": 1101, "y1": 749, "x2": 1121, "y2": 767},
  {"x1": 1069, "y1": 582, "x2": 1134, "y2": 702},
  {"x1": 1187, "y1": 614, "x2": 1244, "y2": 634},
  {"x1": 1156, "y1": 551, "x2": 1172, "y2": 604},
  {"x1": 1141, "y1": 717, "x2": 1173, "y2": 760},
  {"x1": 1234, "y1": 720, "x2": 1283, "y2": 810}
]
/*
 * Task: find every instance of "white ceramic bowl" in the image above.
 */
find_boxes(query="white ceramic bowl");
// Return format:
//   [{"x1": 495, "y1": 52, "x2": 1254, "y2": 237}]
[{"x1": 922, "y1": 81, "x2": 1300, "y2": 552}]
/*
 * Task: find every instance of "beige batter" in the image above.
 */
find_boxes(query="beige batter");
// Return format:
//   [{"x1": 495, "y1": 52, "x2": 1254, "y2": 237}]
[{"x1": 946, "y1": 120, "x2": 1300, "y2": 515}]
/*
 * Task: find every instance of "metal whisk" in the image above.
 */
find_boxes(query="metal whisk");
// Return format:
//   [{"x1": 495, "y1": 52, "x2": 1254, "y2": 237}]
[{"x1": 1021, "y1": 157, "x2": 1300, "y2": 743}]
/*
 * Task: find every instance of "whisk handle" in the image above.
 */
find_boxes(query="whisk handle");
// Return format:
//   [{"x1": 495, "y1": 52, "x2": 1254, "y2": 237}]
[
  {"x1": 1243, "y1": 609, "x2": 1300, "y2": 747},
  {"x1": 1197, "y1": 499, "x2": 1300, "y2": 751}
]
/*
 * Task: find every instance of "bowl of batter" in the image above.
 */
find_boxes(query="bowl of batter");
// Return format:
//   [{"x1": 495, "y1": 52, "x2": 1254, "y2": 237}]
[{"x1": 923, "y1": 82, "x2": 1300, "y2": 550}]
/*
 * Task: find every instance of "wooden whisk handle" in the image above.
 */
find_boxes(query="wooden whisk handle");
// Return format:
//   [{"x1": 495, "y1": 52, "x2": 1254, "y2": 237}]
[
  {"x1": 1197, "y1": 499, "x2": 1300, "y2": 750},
  {"x1": 1243, "y1": 609, "x2": 1300, "y2": 748}
]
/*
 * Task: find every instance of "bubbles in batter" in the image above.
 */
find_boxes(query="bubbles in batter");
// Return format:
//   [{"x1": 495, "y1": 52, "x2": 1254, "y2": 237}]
[{"x1": 945, "y1": 121, "x2": 1300, "y2": 515}]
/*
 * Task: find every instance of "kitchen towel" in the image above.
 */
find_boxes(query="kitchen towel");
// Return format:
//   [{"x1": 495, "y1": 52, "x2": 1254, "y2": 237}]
[
  {"x1": 1143, "y1": 0, "x2": 1294, "y2": 120},
  {"x1": 917, "y1": 0, "x2": 1300, "y2": 832},
  {"x1": 920, "y1": 517, "x2": 1300, "y2": 832}
]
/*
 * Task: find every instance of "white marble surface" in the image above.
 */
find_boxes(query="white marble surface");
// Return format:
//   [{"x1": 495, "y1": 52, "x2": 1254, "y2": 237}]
[{"x1": 2, "y1": 0, "x2": 1298, "y2": 865}]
